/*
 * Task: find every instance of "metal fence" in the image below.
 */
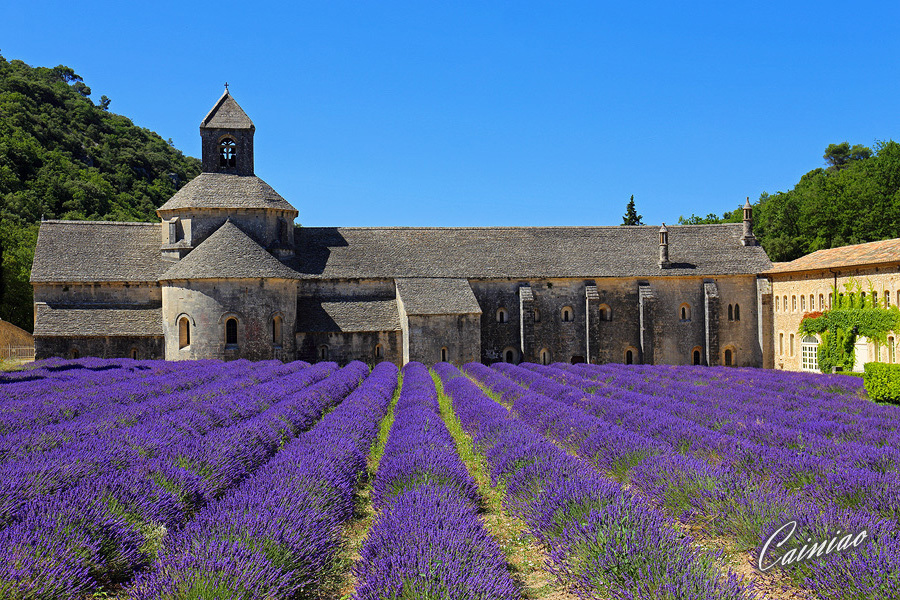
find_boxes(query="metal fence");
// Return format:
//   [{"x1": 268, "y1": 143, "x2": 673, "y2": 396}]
[{"x1": 0, "y1": 346, "x2": 35, "y2": 361}]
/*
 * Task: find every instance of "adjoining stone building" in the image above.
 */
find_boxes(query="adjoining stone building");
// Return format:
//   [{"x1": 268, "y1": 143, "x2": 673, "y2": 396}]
[
  {"x1": 765, "y1": 238, "x2": 900, "y2": 372},
  {"x1": 31, "y1": 91, "x2": 773, "y2": 366}
]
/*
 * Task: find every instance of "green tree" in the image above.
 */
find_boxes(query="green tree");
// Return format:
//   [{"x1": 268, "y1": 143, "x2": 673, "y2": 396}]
[
  {"x1": 824, "y1": 142, "x2": 872, "y2": 171},
  {"x1": 621, "y1": 195, "x2": 643, "y2": 225}
]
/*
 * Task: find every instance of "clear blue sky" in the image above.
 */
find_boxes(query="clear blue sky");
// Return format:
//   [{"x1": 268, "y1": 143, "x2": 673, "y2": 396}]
[{"x1": 4, "y1": 1, "x2": 899, "y2": 227}]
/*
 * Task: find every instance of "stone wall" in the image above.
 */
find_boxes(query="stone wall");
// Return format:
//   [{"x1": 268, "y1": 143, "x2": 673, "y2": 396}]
[
  {"x1": 35, "y1": 336, "x2": 164, "y2": 360},
  {"x1": 296, "y1": 330, "x2": 402, "y2": 366},
  {"x1": 770, "y1": 265, "x2": 900, "y2": 371},
  {"x1": 162, "y1": 278, "x2": 296, "y2": 361},
  {"x1": 157, "y1": 208, "x2": 296, "y2": 252},
  {"x1": 406, "y1": 313, "x2": 481, "y2": 365},
  {"x1": 33, "y1": 282, "x2": 161, "y2": 306}
]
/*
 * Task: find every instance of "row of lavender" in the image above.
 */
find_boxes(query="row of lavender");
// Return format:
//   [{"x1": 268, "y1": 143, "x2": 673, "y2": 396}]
[
  {"x1": 438, "y1": 362, "x2": 754, "y2": 600},
  {"x1": 353, "y1": 362, "x2": 519, "y2": 599},
  {"x1": 470, "y1": 362, "x2": 898, "y2": 600},
  {"x1": 128, "y1": 361, "x2": 399, "y2": 598},
  {"x1": 0, "y1": 360, "x2": 370, "y2": 598}
]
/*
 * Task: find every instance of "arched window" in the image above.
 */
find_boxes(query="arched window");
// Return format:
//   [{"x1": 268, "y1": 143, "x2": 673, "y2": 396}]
[
  {"x1": 860, "y1": 292, "x2": 866, "y2": 307},
  {"x1": 829, "y1": 293, "x2": 833, "y2": 309},
  {"x1": 496, "y1": 308, "x2": 508, "y2": 323},
  {"x1": 692, "y1": 347, "x2": 702, "y2": 365},
  {"x1": 679, "y1": 303, "x2": 691, "y2": 321},
  {"x1": 775, "y1": 296, "x2": 779, "y2": 312},
  {"x1": 219, "y1": 137, "x2": 236, "y2": 168},
  {"x1": 534, "y1": 308, "x2": 541, "y2": 323},
  {"x1": 724, "y1": 348, "x2": 733, "y2": 366},
  {"x1": 225, "y1": 318, "x2": 238, "y2": 346},
  {"x1": 505, "y1": 349, "x2": 515, "y2": 363},
  {"x1": 783, "y1": 295, "x2": 788, "y2": 311},
  {"x1": 599, "y1": 304, "x2": 612, "y2": 321},
  {"x1": 727, "y1": 304, "x2": 734, "y2": 321},
  {"x1": 819, "y1": 294, "x2": 825, "y2": 310},
  {"x1": 178, "y1": 316, "x2": 190, "y2": 349},
  {"x1": 130, "y1": 348, "x2": 138, "y2": 360},
  {"x1": 561, "y1": 307, "x2": 574, "y2": 322},
  {"x1": 734, "y1": 304, "x2": 740, "y2": 321},
  {"x1": 800, "y1": 295, "x2": 806, "y2": 311},
  {"x1": 809, "y1": 295, "x2": 814, "y2": 311},
  {"x1": 272, "y1": 315, "x2": 283, "y2": 347},
  {"x1": 897, "y1": 290, "x2": 900, "y2": 308},
  {"x1": 779, "y1": 332, "x2": 784, "y2": 355},
  {"x1": 885, "y1": 291, "x2": 891, "y2": 308},
  {"x1": 70, "y1": 347, "x2": 80, "y2": 359},
  {"x1": 792, "y1": 296, "x2": 797, "y2": 312},
  {"x1": 540, "y1": 348, "x2": 550, "y2": 365},
  {"x1": 374, "y1": 344, "x2": 383, "y2": 359},
  {"x1": 889, "y1": 336, "x2": 895, "y2": 364},
  {"x1": 625, "y1": 349, "x2": 634, "y2": 365},
  {"x1": 801, "y1": 335, "x2": 819, "y2": 372},
  {"x1": 318, "y1": 345, "x2": 329, "y2": 360},
  {"x1": 441, "y1": 347, "x2": 448, "y2": 362},
  {"x1": 790, "y1": 333, "x2": 795, "y2": 357}
]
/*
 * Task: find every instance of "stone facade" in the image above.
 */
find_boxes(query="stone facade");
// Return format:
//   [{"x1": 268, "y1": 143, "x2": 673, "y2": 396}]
[
  {"x1": 767, "y1": 247, "x2": 900, "y2": 372},
  {"x1": 31, "y1": 91, "x2": 775, "y2": 367}
]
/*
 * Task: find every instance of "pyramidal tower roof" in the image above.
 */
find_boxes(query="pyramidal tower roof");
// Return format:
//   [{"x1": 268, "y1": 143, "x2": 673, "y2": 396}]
[
  {"x1": 161, "y1": 220, "x2": 297, "y2": 280},
  {"x1": 200, "y1": 90, "x2": 254, "y2": 130}
]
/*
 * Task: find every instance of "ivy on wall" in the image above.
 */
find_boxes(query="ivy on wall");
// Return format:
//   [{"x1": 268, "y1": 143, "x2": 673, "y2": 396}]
[{"x1": 799, "y1": 280, "x2": 900, "y2": 373}]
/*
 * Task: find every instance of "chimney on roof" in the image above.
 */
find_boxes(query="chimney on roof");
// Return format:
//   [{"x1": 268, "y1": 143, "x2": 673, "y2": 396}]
[
  {"x1": 659, "y1": 223, "x2": 670, "y2": 268},
  {"x1": 741, "y1": 197, "x2": 758, "y2": 246}
]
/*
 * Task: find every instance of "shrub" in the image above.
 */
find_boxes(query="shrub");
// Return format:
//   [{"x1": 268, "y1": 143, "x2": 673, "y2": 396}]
[{"x1": 862, "y1": 362, "x2": 900, "y2": 403}]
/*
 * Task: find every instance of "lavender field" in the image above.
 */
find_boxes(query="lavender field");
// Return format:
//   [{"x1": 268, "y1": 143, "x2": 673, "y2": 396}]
[{"x1": 0, "y1": 357, "x2": 897, "y2": 599}]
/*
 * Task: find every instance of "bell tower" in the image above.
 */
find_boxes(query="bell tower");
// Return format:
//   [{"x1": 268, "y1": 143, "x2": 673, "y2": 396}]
[{"x1": 199, "y1": 86, "x2": 255, "y2": 175}]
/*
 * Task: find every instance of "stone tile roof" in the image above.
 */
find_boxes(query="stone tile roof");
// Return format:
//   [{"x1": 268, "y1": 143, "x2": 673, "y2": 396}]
[
  {"x1": 296, "y1": 299, "x2": 401, "y2": 332},
  {"x1": 161, "y1": 220, "x2": 299, "y2": 280},
  {"x1": 292, "y1": 224, "x2": 772, "y2": 279},
  {"x1": 765, "y1": 238, "x2": 900, "y2": 274},
  {"x1": 200, "y1": 91, "x2": 254, "y2": 129},
  {"x1": 33, "y1": 304, "x2": 163, "y2": 336},
  {"x1": 396, "y1": 278, "x2": 482, "y2": 315},
  {"x1": 31, "y1": 221, "x2": 166, "y2": 283},
  {"x1": 156, "y1": 173, "x2": 296, "y2": 213}
]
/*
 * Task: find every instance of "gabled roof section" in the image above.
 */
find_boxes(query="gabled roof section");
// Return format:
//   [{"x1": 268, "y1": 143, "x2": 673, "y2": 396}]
[
  {"x1": 296, "y1": 299, "x2": 401, "y2": 332},
  {"x1": 765, "y1": 238, "x2": 900, "y2": 274},
  {"x1": 160, "y1": 220, "x2": 298, "y2": 280},
  {"x1": 156, "y1": 173, "x2": 296, "y2": 213},
  {"x1": 31, "y1": 221, "x2": 166, "y2": 283},
  {"x1": 396, "y1": 278, "x2": 482, "y2": 315},
  {"x1": 200, "y1": 91, "x2": 254, "y2": 130},
  {"x1": 292, "y1": 224, "x2": 772, "y2": 279}
]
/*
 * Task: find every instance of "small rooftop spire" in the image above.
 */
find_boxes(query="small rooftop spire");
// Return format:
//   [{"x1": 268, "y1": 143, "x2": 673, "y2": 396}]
[
  {"x1": 741, "y1": 197, "x2": 758, "y2": 246},
  {"x1": 659, "y1": 223, "x2": 670, "y2": 268}
]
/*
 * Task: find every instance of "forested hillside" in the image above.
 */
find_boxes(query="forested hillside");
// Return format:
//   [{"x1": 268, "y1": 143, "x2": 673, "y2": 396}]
[
  {"x1": 679, "y1": 140, "x2": 900, "y2": 263},
  {"x1": 0, "y1": 54, "x2": 200, "y2": 332}
]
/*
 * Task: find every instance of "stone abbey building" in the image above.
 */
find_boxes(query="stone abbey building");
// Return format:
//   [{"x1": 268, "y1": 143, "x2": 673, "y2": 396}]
[{"x1": 31, "y1": 92, "x2": 774, "y2": 366}]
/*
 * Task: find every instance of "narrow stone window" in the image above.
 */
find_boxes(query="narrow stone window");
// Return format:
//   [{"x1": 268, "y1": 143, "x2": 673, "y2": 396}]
[
  {"x1": 784, "y1": 295, "x2": 788, "y2": 311},
  {"x1": 792, "y1": 296, "x2": 797, "y2": 312},
  {"x1": 70, "y1": 347, "x2": 80, "y2": 359},
  {"x1": 625, "y1": 349, "x2": 634, "y2": 365},
  {"x1": 178, "y1": 317, "x2": 190, "y2": 349},
  {"x1": 820, "y1": 294, "x2": 825, "y2": 310},
  {"x1": 728, "y1": 304, "x2": 734, "y2": 321},
  {"x1": 505, "y1": 349, "x2": 515, "y2": 363},
  {"x1": 809, "y1": 295, "x2": 814, "y2": 311},
  {"x1": 724, "y1": 348, "x2": 733, "y2": 366},
  {"x1": 534, "y1": 308, "x2": 541, "y2": 323},
  {"x1": 692, "y1": 347, "x2": 702, "y2": 365},
  {"x1": 540, "y1": 348, "x2": 550, "y2": 365},
  {"x1": 734, "y1": 304, "x2": 740, "y2": 321},
  {"x1": 496, "y1": 308, "x2": 507, "y2": 323},
  {"x1": 860, "y1": 292, "x2": 866, "y2": 307},
  {"x1": 779, "y1": 332, "x2": 784, "y2": 355},
  {"x1": 800, "y1": 295, "x2": 806, "y2": 311},
  {"x1": 829, "y1": 293, "x2": 833, "y2": 308},
  {"x1": 272, "y1": 315, "x2": 283, "y2": 347},
  {"x1": 374, "y1": 344, "x2": 383, "y2": 359},
  {"x1": 318, "y1": 345, "x2": 329, "y2": 361},
  {"x1": 599, "y1": 304, "x2": 612, "y2": 321},
  {"x1": 885, "y1": 291, "x2": 891, "y2": 308},
  {"x1": 790, "y1": 333, "x2": 795, "y2": 356},
  {"x1": 775, "y1": 296, "x2": 779, "y2": 312},
  {"x1": 889, "y1": 336, "x2": 895, "y2": 364},
  {"x1": 561, "y1": 307, "x2": 574, "y2": 322},
  {"x1": 130, "y1": 348, "x2": 138, "y2": 360},
  {"x1": 219, "y1": 137, "x2": 236, "y2": 168},
  {"x1": 441, "y1": 347, "x2": 448, "y2": 362},
  {"x1": 225, "y1": 318, "x2": 238, "y2": 346},
  {"x1": 680, "y1": 303, "x2": 691, "y2": 321}
]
